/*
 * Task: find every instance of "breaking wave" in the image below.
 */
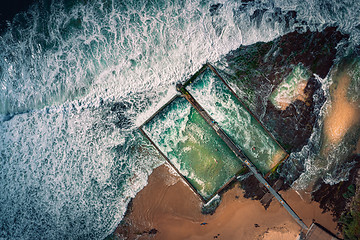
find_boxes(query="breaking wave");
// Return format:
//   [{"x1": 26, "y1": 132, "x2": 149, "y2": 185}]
[{"x1": 0, "y1": 0, "x2": 359, "y2": 239}]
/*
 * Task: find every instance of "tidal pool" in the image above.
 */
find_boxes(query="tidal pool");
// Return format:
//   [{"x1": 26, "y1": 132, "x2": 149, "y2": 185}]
[
  {"x1": 142, "y1": 97, "x2": 244, "y2": 201},
  {"x1": 187, "y1": 67, "x2": 288, "y2": 174}
]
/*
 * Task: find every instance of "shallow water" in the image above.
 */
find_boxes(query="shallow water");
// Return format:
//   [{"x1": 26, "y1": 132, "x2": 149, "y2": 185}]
[
  {"x1": 323, "y1": 63, "x2": 360, "y2": 146},
  {"x1": 1, "y1": 0, "x2": 360, "y2": 239},
  {"x1": 270, "y1": 64, "x2": 311, "y2": 110},
  {"x1": 291, "y1": 59, "x2": 360, "y2": 189},
  {"x1": 142, "y1": 97, "x2": 243, "y2": 200},
  {"x1": 187, "y1": 68, "x2": 287, "y2": 174}
]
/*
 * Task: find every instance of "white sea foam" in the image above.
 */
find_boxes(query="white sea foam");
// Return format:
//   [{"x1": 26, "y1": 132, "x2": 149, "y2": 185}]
[{"x1": 0, "y1": 0, "x2": 359, "y2": 239}]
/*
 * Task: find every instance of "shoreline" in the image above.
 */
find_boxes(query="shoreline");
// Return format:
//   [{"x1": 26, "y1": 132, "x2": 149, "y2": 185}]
[
  {"x1": 113, "y1": 164, "x2": 340, "y2": 240},
  {"x1": 111, "y1": 30, "x2": 357, "y2": 240}
]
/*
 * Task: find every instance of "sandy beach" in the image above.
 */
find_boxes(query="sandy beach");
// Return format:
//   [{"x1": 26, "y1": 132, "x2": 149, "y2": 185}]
[
  {"x1": 115, "y1": 164, "x2": 340, "y2": 240},
  {"x1": 114, "y1": 39, "x2": 360, "y2": 240},
  {"x1": 323, "y1": 64, "x2": 360, "y2": 146}
]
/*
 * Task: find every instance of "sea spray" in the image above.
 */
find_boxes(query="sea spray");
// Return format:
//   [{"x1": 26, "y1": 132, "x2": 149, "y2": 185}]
[{"x1": 1, "y1": 0, "x2": 360, "y2": 239}]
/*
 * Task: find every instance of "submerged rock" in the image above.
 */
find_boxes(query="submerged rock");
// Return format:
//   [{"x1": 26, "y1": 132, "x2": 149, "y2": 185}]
[
  {"x1": 216, "y1": 27, "x2": 348, "y2": 152},
  {"x1": 312, "y1": 157, "x2": 359, "y2": 220},
  {"x1": 213, "y1": 27, "x2": 350, "y2": 203}
]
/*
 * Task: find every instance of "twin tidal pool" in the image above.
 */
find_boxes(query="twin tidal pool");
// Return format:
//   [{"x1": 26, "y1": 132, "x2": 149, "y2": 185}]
[{"x1": 141, "y1": 66, "x2": 288, "y2": 201}]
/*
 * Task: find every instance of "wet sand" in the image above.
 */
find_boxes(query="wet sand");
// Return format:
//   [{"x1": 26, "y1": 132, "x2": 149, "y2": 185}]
[
  {"x1": 323, "y1": 66, "x2": 360, "y2": 146},
  {"x1": 115, "y1": 164, "x2": 339, "y2": 240}
]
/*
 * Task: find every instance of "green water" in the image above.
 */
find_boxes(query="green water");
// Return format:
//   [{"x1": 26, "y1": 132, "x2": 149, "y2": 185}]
[
  {"x1": 269, "y1": 64, "x2": 312, "y2": 109},
  {"x1": 187, "y1": 68, "x2": 288, "y2": 174},
  {"x1": 142, "y1": 97, "x2": 243, "y2": 201}
]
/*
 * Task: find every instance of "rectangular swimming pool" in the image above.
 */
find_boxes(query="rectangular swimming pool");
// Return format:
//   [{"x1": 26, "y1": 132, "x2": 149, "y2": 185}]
[
  {"x1": 186, "y1": 66, "x2": 288, "y2": 174},
  {"x1": 141, "y1": 97, "x2": 244, "y2": 202}
]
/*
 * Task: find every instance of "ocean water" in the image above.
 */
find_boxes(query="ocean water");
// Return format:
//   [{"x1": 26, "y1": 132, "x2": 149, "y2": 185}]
[{"x1": 0, "y1": 0, "x2": 359, "y2": 239}]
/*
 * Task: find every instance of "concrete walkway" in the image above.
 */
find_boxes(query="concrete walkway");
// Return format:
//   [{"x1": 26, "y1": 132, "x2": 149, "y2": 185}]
[{"x1": 177, "y1": 83, "x2": 308, "y2": 230}]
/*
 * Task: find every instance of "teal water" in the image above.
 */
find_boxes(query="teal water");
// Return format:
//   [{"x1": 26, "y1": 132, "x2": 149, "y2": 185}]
[
  {"x1": 188, "y1": 68, "x2": 288, "y2": 174},
  {"x1": 270, "y1": 63, "x2": 312, "y2": 110},
  {"x1": 142, "y1": 97, "x2": 243, "y2": 201},
  {"x1": 0, "y1": 0, "x2": 359, "y2": 239}
]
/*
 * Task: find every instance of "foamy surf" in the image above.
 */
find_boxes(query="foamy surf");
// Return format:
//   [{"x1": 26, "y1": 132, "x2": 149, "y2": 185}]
[{"x1": 0, "y1": 0, "x2": 359, "y2": 239}]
